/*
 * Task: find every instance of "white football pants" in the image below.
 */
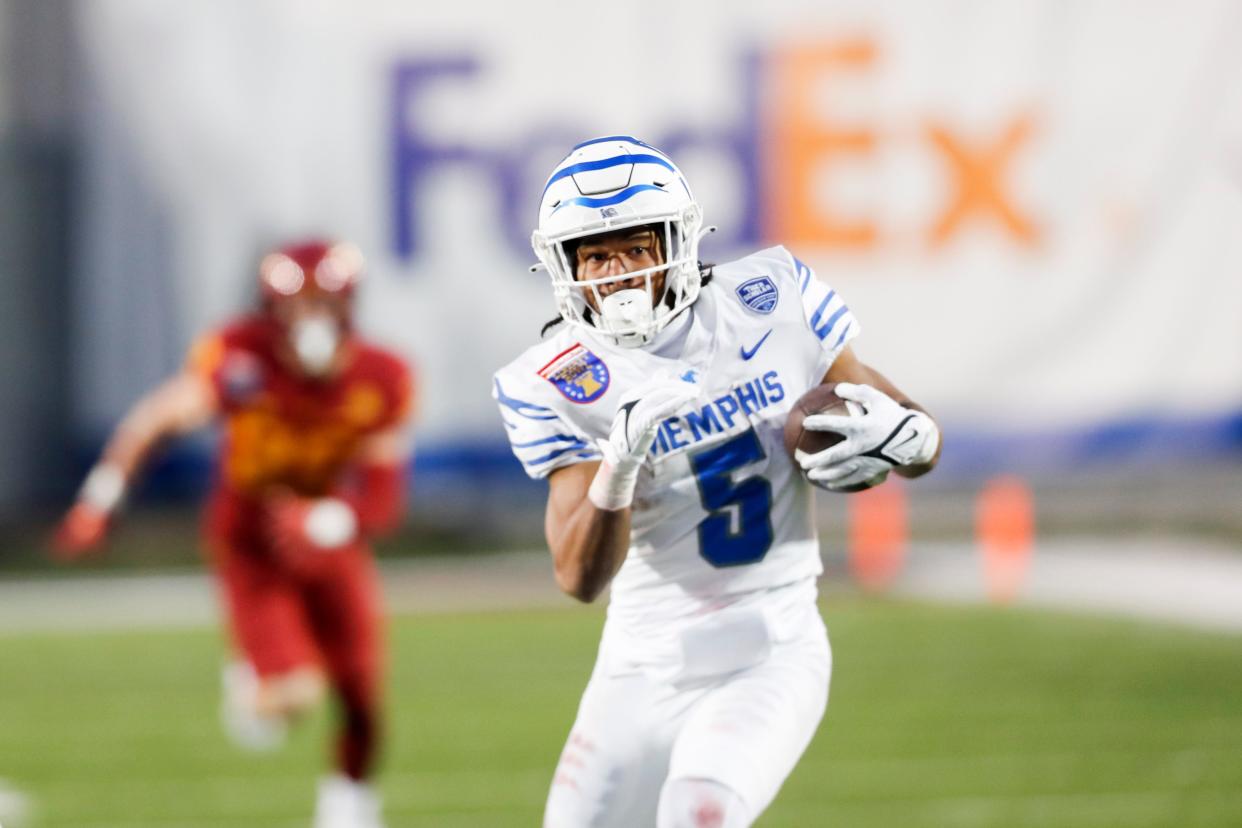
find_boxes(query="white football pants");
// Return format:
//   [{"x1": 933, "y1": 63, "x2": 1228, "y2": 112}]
[{"x1": 543, "y1": 605, "x2": 831, "y2": 827}]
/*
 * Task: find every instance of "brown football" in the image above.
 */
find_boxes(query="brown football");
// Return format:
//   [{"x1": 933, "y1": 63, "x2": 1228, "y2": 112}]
[{"x1": 783, "y1": 383, "x2": 853, "y2": 464}]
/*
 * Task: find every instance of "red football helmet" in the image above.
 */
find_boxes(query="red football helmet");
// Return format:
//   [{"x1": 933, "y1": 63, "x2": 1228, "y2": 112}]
[
  {"x1": 259, "y1": 240, "x2": 363, "y2": 311},
  {"x1": 259, "y1": 240, "x2": 364, "y2": 376}
]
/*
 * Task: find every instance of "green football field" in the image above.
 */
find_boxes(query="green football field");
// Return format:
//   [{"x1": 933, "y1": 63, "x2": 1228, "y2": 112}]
[{"x1": 1, "y1": 599, "x2": 1241, "y2": 827}]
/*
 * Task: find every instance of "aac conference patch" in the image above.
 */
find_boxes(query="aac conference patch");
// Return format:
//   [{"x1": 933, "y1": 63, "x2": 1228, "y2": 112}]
[
  {"x1": 538, "y1": 343, "x2": 610, "y2": 403},
  {"x1": 736, "y1": 275, "x2": 779, "y2": 314}
]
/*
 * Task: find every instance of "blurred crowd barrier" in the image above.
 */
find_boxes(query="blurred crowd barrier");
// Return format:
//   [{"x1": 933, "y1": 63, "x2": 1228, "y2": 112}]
[{"x1": 1, "y1": 0, "x2": 1240, "y2": 524}]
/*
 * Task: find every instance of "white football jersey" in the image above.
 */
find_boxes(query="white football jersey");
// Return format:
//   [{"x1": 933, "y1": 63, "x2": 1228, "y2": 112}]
[{"x1": 493, "y1": 245, "x2": 859, "y2": 658}]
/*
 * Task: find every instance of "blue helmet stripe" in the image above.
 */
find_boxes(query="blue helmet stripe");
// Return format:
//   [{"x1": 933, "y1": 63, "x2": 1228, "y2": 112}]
[
  {"x1": 572, "y1": 135, "x2": 657, "y2": 151},
  {"x1": 550, "y1": 184, "x2": 666, "y2": 214},
  {"x1": 543, "y1": 153, "x2": 675, "y2": 196}
]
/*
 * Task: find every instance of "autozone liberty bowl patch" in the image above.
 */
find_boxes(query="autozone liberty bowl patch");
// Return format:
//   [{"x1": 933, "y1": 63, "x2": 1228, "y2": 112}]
[
  {"x1": 736, "y1": 275, "x2": 779, "y2": 314},
  {"x1": 538, "y1": 343, "x2": 610, "y2": 403}
]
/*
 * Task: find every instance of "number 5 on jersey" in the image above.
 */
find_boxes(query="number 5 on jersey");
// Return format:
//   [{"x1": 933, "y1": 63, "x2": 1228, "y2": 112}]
[{"x1": 690, "y1": 429, "x2": 774, "y2": 567}]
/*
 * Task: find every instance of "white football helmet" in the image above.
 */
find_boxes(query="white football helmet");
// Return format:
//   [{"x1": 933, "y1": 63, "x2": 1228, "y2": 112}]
[{"x1": 532, "y1": 136, "x2": 710, "y2": 347}]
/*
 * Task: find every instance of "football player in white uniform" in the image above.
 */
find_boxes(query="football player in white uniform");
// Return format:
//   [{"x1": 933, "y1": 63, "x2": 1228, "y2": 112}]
[{"x1": 493, "y1": 136, "x2": 941, "y2": 827}]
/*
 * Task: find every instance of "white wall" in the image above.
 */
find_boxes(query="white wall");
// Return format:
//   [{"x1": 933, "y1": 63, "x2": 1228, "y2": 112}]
[{"x1": 71, "y1": 0, "x2": 1242, "y2": 469}]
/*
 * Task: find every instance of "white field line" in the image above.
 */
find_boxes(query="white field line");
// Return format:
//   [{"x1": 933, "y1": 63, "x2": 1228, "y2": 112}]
[
  {"x1": 0, "y1": 778, "x2": 32, "y2": 828},
  {"x1": 897, "y1": 537, "x2": 1242, "y2": 633},
  {"x1": 0, "y1": 552, "x2": 565, "y2": 635},
  {"x1": 0, "y1": 538, "x2": 1239, "y2": 635}
]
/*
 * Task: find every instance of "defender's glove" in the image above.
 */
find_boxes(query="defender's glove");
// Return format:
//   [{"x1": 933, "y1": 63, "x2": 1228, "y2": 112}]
[
  {"x1": 588, "y1": 377, "x2": 699, "y2": 510},
  {"x1": 267, "y1": 495, "x2": 359, "y2": 551},
  {"x1": 52, "y1": 463, "x2": 127, "y2": 559},
  {"x1": 266, "y1": 494, "x2": 361, "y2": 576},
  {"x1": 796, "y1": 383, "x2": 939, "y2": 492},
  {"x1": 52, "y1": 503, "x2": 113, "y2": 559}
]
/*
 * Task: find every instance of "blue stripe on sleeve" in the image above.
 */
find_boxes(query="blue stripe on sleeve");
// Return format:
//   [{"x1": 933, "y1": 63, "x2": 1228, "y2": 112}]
[
  {"x1": 512, "y1": 434, "x2": 584, "y2": 450},
  {"x1": 494, "y1": 379, "x2": 558, "y2": 421},
  {"x1": 523, "y1": 442, "x2": 592, "y2": 466},
  {"x1": 815, "y1": 305, "x2": 849, "y2": 340},
  {"x1": 832, "y1": 321, "x2": 854, "y2": 349},
  {"x1": 794, "y1": 256, "x2": 813, "y2": 294},
  {"x1": 808, "y1": 290, "x2": 836, "y2": 332}
]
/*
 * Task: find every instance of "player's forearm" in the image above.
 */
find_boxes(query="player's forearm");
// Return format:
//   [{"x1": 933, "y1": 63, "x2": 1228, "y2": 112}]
[
  {"x1": 338, "y1": 462, "x2": 406, "y2": 537},
  {"x1": 68, "y1": 426, "x2": 167, "y2": 526},
  {"x1": 346, "y1": 426, "x2": 413, "y2": 537},
  {"x1": 81, "y1": 405, "x2": 177, "y2": 513},
  {"x1": 546, "y1": 500, "x2": 631, "y2": 603},
  {"x1": 81, "y1": 374, "x2": 216, "y2": 510},
  {"x1": 98, "y1": 417, "x2": 163, "y2": 483}
]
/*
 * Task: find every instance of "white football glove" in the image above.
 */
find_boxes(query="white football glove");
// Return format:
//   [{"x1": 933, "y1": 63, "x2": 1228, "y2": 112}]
[
  {"x1": 795, "y1": 382, "x2": 939, "y2": 492},
  {"x1": 588, "y1": 377, "x2": 699, "y2": 510}
]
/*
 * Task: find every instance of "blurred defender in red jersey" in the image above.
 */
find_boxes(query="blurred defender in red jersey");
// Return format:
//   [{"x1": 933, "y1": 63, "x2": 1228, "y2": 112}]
[{"x1": 53, "y1": 240, "x2": 414, "y2": 828}]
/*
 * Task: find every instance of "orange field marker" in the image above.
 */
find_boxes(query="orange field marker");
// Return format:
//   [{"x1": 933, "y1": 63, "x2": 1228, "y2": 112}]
[
  {"x1": 975, "y1": 476, "x2": 1035, "y2": 603},
  {"x1": 847, "y1": 478, "x2": 907, "y2": 591}
]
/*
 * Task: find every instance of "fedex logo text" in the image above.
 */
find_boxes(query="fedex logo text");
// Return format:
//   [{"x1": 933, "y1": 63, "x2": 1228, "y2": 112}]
[{"x1": 390, "y1": 38, "x2": 1040, "y2": 263}]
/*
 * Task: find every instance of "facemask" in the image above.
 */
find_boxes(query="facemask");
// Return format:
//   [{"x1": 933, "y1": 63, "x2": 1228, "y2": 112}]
[{"x1": 289, "y1": 314, "x2": 341, "y2": 375}]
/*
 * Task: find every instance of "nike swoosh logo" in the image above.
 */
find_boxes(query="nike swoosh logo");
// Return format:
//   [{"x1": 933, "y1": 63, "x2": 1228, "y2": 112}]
[
  {"x1": 889, "y1": 429, "x2": 920, "y2": 451},
  {"x1": 863, "y1": 414, "x2": 918, "y2": 464},
  {"x1": 739, "y1": 329, "x2": 773, "y2": 361},
  {"x1": 618, "y1": 400, "x2": 638, "y2": 448}
]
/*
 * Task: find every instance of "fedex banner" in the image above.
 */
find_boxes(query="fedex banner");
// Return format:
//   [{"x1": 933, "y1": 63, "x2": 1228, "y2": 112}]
[{"x1": 73, "y1": 0, "x2": 1242, "y2": 478}]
